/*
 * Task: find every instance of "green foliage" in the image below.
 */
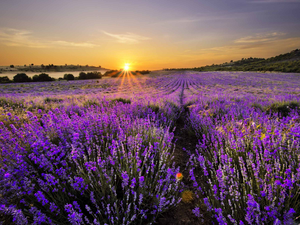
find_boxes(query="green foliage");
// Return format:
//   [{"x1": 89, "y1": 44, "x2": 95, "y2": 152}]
[
  {"x1": 165, "y1": 49, "x2": 300, "y2": 73},
  {"x1": 266, "y1": 101, "x2": 300, "y2": 117},
  {"x1": 44, "y1": 97, "x2": 64, "y2": 104},
  {"x1": 148, "y1": 104, "x2": 160, "y2": 113},
  {"x1": 111, "y1": 98, "x2": 131, "y2": 104},
  {"x1": 83, "y1": 100, "x2": 101, "y2": 107},
  {"x1": 251, "y1": 102, "x2": 264, "y2": 112},
  {"x1": 0, "y1": 97, "x2": 25, "y2": 110}
]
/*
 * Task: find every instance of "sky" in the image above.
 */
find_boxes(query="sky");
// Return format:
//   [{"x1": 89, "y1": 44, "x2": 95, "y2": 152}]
[{"x1": 0, "y1": 0, "x2": 300, "y2": 70}]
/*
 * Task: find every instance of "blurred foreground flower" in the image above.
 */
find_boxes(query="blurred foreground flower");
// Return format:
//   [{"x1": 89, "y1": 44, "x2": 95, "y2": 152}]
[
  {"x1": 176, "y1": 173, "x2": 183, "y2": 181},
  {"x1": 181, "y1": 190, "x2": 194, "y2": 203}
]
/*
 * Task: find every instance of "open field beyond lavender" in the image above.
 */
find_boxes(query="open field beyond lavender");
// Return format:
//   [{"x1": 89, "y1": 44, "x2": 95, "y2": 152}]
[{"x1": 1, "y1": 71, "x2": 300, "y2": 225}]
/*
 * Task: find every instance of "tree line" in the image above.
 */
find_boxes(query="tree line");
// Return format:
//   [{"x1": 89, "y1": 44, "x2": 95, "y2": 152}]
[{"x1": 0, "y1": 71, "x2": 102, "y2": 83}]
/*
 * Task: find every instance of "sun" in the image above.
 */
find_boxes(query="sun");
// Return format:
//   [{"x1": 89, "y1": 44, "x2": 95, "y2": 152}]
[{"x1": 124, "y1": 63, "x2": 130, "y2": 71}]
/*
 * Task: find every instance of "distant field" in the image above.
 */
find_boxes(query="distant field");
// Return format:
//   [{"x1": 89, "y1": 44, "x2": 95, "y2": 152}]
[{"x1": 1, "y1": 71, "x2": 300, "y2": 224}]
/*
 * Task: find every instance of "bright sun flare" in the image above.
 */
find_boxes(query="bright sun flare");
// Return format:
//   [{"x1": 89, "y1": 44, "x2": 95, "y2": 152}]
[{"x1": 124, "y1": 63, "x2": 130, "y2": 71}]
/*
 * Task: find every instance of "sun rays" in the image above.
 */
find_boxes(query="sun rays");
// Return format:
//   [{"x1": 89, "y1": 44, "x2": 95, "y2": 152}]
[{"x1": 113, "y1": 69, "x2": 144, "y2": 98}]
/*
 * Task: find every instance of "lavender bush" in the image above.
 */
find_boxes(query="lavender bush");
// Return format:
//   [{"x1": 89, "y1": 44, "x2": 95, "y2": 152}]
[
  {"x1": 188, "y1": 98, "x2": 300, "y2": 224},
  {"x1": 0, "y1": 101, "x2": 182, "y2": 224}
]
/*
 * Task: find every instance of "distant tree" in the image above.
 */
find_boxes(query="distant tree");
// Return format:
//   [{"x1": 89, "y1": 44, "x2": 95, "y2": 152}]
[
  {"x1": 86, "y1": 71, "x2": 102, "y2": 79},
  {"x1": 10, "y1": 65, "x2": 14, "y2": 68},
  {"x1": 78, "y1": 71, "x2": 101, "y2": 80},
  {"x1": 79, "y1": 72, "x2": 87, "y2": 80},
  {"x1": 31, "y1": 63, "x2": 34, "y2": 66},
  {"x1": 0, "y1": 76, "x2": 11, "y2": 83},
  {"x1": 32, "y1": 75, "x2": 39, "y2": 82},
  {"x1": 37, "y1": 73, "x2": 53, "y2": 81},
  {"x1": 104, "y1": 70, "x2": 117, "y2": 76},
  {"x1": 41, "y1": 64, "x2": 44, "y2": 68},
  {"x1": 135, "y1": 70, "x2": 150, "y2": 75},
  {"x1": 24, "y1": 64, "x2": 26, "y2": 67},
  {"x1": 64, "y1": 74, "x2": 75, "y2": 80},
  {"x1": 13, "y1": 73, "x2": 31, "y2": 83}
]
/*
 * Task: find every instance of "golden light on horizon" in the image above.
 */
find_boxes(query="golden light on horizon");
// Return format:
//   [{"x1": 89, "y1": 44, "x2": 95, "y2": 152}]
[{"x1": 124, "y1": 63, "x2": 130, "y2": 71}]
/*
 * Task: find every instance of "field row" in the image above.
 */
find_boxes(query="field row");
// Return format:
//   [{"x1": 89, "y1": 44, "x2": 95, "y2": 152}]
[{"x1": 1, "y1": 71, "x2": 300, "y2": 224}]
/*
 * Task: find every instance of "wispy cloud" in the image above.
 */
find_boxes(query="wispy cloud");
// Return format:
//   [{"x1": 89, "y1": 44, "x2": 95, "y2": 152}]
[
  {"x1": 234, "y1": 32, "x2": 286, "y2": 44},
  {"x1": 153, "y1": 15, "x2": 228, "y2": 26},
  {"x1": 178, "y1": 34, "x2": 300, "y2": 65},
  {"x1": 0, "y1": 28, "x2": 48, "y2": 48},
  {"x1": 208, "y1": 37, "x2": 300, "y2": 53},
  {"x1": 52, "y1": 41, "x2": 97, "y2": 48},
  {"x1": 0, "y1": 28, "x2": 99, "y2": 48},
  {"x1": 102, "y1": 31, "x2": 150, "y2": 44}
]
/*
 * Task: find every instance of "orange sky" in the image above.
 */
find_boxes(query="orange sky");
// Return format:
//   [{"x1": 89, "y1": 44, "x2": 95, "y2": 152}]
[{"x1": 0, "y1": 0, "x2": 300, "y2": 70}]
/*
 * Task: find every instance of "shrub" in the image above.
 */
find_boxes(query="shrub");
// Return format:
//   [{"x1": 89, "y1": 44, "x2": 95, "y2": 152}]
[
  {"x1": 44, "y1": 97, "x2": 63, "y2": 103},
  {"x1": 83, "y1": 100, "x2": 101, "y2": 107},
  {"x1": 148, "y1": 104, "x2": 159, "y2": 113},
  {"x1": 111, "y1": 98, "x2": 131, "y2": 104},
  {"x1": 0, "y1": 76, "x2": 11, "y2": 83},
  {"x1": 266, "y1": 101, "x2": 299, "y2": 117},
  {"x1": 86, "y1": 72, "x2": 101, "y2": 79},
  {"x1": 78, "y1": 72, "x2": 101, "y2": 80},
  {"x1": 103, "y1": 70, "x2": 118, "y2": 76},
  {"x1": 13, "y1": 73, "x2": 31, "y2": 83},
  {"x1": 64, "y1": 74, "x2": 75, "y2": 81},
  {"x1": 32, "y1": 73, "x2": 54, "y2": 82},
  {"x1": 37, "y1": 73, "x2": 53, "y2": 82},
  {"x1": 32, "y1": 75, "x2": 39, "y2": 82},
  {"x1": 79, "y1": 72, "x2": 87, "y2": 80}
]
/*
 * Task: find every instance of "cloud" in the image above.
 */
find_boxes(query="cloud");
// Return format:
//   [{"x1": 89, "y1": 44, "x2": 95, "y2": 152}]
[
  {"x1": 53, "y1": 41, "x2": 97, "y2": 48},
  {"x1": 178, "y1": 36, "x2": 300, "y2": 65},
  {"x1": 0, "y1": 28, "x2": 48, "y2": 48},
  {"x1": 0, "y1": 28, "x2": 99, "y2": 48},
  {"x1": 102, "y1": 31, "x2": 151, "y2": 44},
  {"x1": 153, "y1": 15, "x2": 228, "y2": 26},
  {"x1": 234, "y1": 32, "x2": 286, "y2": 44}
]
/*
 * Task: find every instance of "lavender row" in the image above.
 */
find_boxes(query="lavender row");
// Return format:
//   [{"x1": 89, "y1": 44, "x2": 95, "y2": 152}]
[
  {"x1": 186, "y1": 85, "x2": 300, "y2": 223},
  {"x1": 0, "y1": 101, "x2": 183, "y2": 224}
]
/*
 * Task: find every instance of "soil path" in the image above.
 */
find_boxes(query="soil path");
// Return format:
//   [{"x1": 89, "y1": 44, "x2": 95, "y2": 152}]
[{"x1": 156, "y1": 77, "x2": 208, "y2": 225}]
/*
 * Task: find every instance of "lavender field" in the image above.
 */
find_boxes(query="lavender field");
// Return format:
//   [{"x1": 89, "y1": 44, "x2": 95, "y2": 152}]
[{"x1": 1, "y1": 71, "x2": 300, "y2": 225}]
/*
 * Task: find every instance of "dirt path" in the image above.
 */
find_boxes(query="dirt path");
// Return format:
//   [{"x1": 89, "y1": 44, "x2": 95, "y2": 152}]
[
  {"x1": 156, "y1": 106, "x2": 204, "y2": 225},
  {"x1": 156, "y1": 76, "x2": 210, "y2": 225}
]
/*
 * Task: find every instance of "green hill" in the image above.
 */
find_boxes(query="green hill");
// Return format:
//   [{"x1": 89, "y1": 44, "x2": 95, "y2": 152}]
[{"x1": 165, "y1": 49, "x2": 300, "y2": 73}]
